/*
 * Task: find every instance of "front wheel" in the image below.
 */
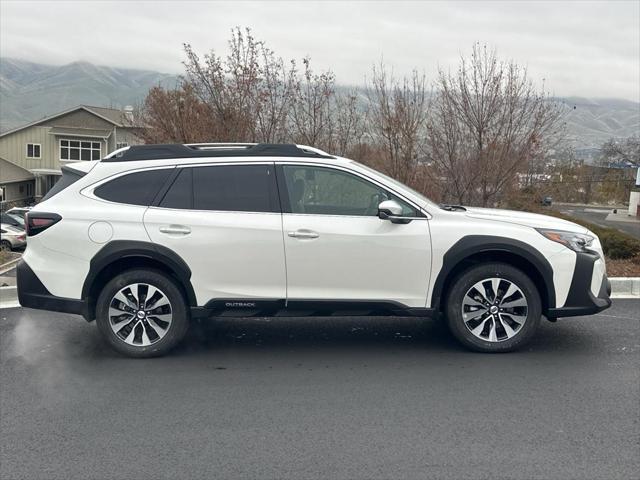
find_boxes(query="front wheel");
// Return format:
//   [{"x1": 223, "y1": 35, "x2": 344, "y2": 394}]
[
  {"x1": 445, "y1": 263, "x2": 541, "y2": 352},
  {"x1": 96, "y1": 269, "x2": 190, "y2": 358}
]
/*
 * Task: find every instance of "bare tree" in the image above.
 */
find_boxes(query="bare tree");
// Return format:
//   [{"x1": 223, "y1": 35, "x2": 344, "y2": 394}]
[
  {"x1": 289, "y1": 58, "x2": 335, "y2": 149},
  {"x1": 138, "y1": 83, "x2": 218, "y2": 143},
  {"x1": 183, "y1": 27, "x2": 298, "y2": 142},
  {"x1": 332, "y1": 90, "x2": 367, "y2": 157},
  {"x1": 602, "y1": 135, "x2": 640, "y2": 167},
  {"x1": 425, "y1": 44, "x2": 565, "y2": 206},
  {"x1": 366, "y1": 64, "x2": 429, "y2": 185}
]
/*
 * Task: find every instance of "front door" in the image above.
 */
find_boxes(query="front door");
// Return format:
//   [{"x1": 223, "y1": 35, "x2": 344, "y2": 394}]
[
  {"x1": 278, "y1": 164, "x2": 432, "y2": 308},
  {"x1": 144, "y1": 163, "x2": 286, "y2": 305}
]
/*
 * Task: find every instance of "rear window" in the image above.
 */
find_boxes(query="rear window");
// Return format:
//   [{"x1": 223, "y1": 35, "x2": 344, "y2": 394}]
[
  {"x1": 159, "y1": 165, "x2": 277, "y2": 212},
  {"x1": 94, "y1": 168, "x2": 173, "y2": 206}
]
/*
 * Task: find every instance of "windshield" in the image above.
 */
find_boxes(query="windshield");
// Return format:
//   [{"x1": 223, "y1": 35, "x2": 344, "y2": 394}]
[
  {"x1": 7, "y1": 213, "x2": 25, "y2": 226},
  {"x1": 350, "y1": 161, "x2": 439, "y2": 210}
]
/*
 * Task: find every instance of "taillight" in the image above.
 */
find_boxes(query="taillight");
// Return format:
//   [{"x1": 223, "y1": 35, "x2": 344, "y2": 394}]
[
  {"x1": 18, "y1": 234, "x2": 26, "y2": 241},
  {"x1": 26, "y1": 212, "x2": 62, "y2": 236}
]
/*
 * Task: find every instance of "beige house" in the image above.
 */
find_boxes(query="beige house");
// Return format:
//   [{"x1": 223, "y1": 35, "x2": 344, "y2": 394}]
[{"x1": 0, "y1": 105, "x2": 141, "y2": 204}]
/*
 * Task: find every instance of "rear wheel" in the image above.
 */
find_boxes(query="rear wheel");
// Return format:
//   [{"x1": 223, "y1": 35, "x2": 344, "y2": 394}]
[
  {"x1": 96, "y1": 269, "x2": 190, "y2": 357},
  {"x1": 445, "y1": 262, "x2": 541, "y2": 352},
  {"x1": 1, "y1": 240, "x2": 12, "y2": 251}
]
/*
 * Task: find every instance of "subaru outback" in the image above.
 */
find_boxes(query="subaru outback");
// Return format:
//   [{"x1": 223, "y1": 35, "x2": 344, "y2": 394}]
[{"x1": 17, "y1": 143, "x2": 611, "y2": 357}]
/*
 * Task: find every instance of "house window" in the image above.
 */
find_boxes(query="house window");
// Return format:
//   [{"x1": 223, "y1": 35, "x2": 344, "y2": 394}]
[
  {"x1": 26, "y1": 143, "x2": 41, "y2": 158},
  {"x1": 60, "y1": 139, "x2": 101, "y2": 161},
  {"x1": 116, "y1": 142, "x2": 129, "y2": 149}
]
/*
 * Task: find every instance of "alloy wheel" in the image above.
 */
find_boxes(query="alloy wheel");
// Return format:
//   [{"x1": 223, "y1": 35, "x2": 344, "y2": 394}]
[
  {"x1": 461, "y1": 277, "x2": 528, "y2": 342},
  {"x1": 108, "y1": 283, "x2": 173, "y2": 347}
]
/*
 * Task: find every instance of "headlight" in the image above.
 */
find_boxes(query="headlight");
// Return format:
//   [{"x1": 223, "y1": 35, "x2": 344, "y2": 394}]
[{"x1": 536, "y1": 228, "x2": 594, "y2": 252}]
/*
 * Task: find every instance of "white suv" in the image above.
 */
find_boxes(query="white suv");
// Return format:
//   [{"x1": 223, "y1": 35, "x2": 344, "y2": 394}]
[{"x1": 18, "y1": 143, "x2": 611, "y2": 357}]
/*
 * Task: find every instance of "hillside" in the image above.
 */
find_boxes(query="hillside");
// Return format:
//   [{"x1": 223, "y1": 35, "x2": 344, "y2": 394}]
[
  {"x1": 0, "y1": 58, "x2": 179, "y2": 131},
  {"x1": 1, "y1": 58, "x2": 638, "y2": 148},
  {"x1": 560, "y1": 97, "x2": 640, "y2": 148}
]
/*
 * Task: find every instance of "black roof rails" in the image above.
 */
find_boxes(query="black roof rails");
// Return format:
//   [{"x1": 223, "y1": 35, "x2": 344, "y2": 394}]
[{"x1": 102, "y1": 143, "x2": 334, "y2": 162}]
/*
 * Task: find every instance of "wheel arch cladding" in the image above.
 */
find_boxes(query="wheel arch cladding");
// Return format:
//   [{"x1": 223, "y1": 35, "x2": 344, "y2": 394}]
[
  {"x1": 82, "y1": 240, "x2": 197, "y2": 320},
  {"x1": 432, "y1": 235, "x2": 555, "y2": 313}
]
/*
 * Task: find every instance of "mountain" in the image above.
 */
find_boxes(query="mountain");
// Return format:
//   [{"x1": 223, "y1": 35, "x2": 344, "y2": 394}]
[
  {"x1": 0, "y1": 58, "x2": 179, "y2": 131},
  {"x1": 560, "y1": 97, "x2": 640, "y2": 148},
  {"x1": 1, "y1": 58, "x2": 638, "y2": 148}
]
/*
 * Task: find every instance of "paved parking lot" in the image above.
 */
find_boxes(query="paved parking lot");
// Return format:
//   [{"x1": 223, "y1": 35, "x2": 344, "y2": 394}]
[
  {"x1": 1, "y1": 301, "x2": 639, "y2": 480},
  {"x1": 553, "y1": 204, "x2": 640, "y2": 239}
]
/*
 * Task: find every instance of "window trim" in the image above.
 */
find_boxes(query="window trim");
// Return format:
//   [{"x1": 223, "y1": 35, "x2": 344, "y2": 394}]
[
  {"x1": 275, "y1": 163, "x2": 427, "y2": 219},
  {"x1": 59, "y1": 138, "x2": 102, "y2": 162},
  {"x1": 26, "y1": 143, "x2": 41, "y2": 159}
]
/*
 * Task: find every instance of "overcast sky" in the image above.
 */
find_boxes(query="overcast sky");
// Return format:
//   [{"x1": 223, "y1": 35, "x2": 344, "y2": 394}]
[{"x1": 1, "y1": 0, "x2": 639, "y2": 101}]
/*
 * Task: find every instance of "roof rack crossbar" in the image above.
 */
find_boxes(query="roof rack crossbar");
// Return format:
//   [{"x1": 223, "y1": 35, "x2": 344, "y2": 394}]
[
  {"x1": 103, "y1": 143, "x2": 334, "y2": 162},
  {"x1": 184, "y1": 143, "x2": 257, "y2": 150}
]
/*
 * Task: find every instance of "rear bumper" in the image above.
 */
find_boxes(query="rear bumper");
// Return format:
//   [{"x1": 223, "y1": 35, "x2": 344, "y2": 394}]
[
  {"x1": 17, "y1": 260, "x2": 88, "y2": 319},
  {"x1": 546, "y1": 251, "x2": 612, "y2": 319}
]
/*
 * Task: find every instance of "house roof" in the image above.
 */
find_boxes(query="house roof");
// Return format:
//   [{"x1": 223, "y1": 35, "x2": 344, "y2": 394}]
[
  {"x1": 0, "y1": 157, "x2": 34, "y2": 184},
  {"x1": 48, "y1": 127, "x2": 113, "y2": 139},
  {"x1": 0, "y1": 105, "x2": 136, "y2": 138},
  {"x1": 83, "y1": 105, "x2": 132, "y2": 125}
]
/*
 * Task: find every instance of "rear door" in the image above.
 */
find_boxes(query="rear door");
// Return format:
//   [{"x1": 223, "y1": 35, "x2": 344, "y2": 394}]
[{"x1": 144, "y1": 162, "x2": 286, "y2": 305}]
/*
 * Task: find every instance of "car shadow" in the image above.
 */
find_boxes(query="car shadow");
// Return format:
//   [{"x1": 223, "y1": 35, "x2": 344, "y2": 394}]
[{"x1": 63, "y1": 314, "x2": 609, "y2": 360}]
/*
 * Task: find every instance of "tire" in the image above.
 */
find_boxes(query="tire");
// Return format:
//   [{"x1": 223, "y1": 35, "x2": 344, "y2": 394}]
[
  {"x1": 445, "y1": 262, "x2": 541, "y2": 353},
  {"x1": 96, "y1": 269, "x2": 190, "y2": 358},
  {"x1": 0, "y1": 240, "x2": 11, "y2": 251}
]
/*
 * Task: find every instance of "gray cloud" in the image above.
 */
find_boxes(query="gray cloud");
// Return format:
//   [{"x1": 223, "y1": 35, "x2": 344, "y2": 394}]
[{"x1": 1, "y1": 0, "x2": 638, "y2": 100}]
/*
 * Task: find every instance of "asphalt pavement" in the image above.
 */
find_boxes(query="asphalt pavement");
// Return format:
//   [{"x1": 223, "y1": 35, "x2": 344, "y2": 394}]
[
  {"x1": 553, "y1": 204, "x2": 640, "y2": 239},
  {"x1": 1, "y1": 302, "x2": 639, "y2": 480}
]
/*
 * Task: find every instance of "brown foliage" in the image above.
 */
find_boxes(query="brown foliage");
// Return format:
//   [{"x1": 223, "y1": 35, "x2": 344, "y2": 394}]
[
  {"x1": 139, "y1": 84, "x2": 217, "y2": 143},
  {"x1": 139, "y1": 31, "x2": 569, "y2": 209}
]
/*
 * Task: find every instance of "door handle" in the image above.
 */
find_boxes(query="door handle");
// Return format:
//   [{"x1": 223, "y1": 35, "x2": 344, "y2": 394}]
[
  {"x1": 159, "y1": 225, "x2": 191, "y2": 235},
  {"x1": 288, "y1": 229, "x2": 319, "y2": 239}
]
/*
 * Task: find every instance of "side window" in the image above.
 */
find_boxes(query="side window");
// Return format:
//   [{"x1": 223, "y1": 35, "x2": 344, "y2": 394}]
[
  {"x1": 192, "y1": 165, "x2": 277, "y2": 212},
  {"x1": 159, "y1": 168, "x2": 192, "y2": 209},
  {"x1": 27, "y1": 143, "x2": 41, "y2": 159},
  {"x1": 94, "y1": 168, "x2": 173, "y2": 206},
  {"x1": 281, "y1": 165, "x2": 416, "y2": 217}
]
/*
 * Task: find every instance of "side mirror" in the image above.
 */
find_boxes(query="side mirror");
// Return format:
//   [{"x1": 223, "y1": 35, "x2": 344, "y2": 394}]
[{"x1": 378, "y1": 200, "x2": 412, "y2": 224}]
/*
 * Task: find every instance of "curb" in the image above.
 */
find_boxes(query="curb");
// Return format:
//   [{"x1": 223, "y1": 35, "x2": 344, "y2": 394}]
[
  {"x1": 609, "y1": 277, "x2": 640, "y2": 299},
  {"x1": 1, "y1": 278, "x2": 638, "y2": 311},
  {"x1": 0, "y1": 286, "x2": 19, "y2": 309}
]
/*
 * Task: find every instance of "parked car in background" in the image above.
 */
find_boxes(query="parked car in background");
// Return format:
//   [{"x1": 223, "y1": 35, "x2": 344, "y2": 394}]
[
  {"x1": 7, "y1": 206, "x2": 32, "y2": 217},
  {"x1": 541, "y1": 196, "x2": 553, "y2": 206},
  {"x1": 17, "y1": 143, "x2": 611, "y2": 357},
  {"x1": 0, "y1": 212, "x2": 25, "y2": 229},
  {"x1": 1, "y1": 224, "x2": 26, "y2": 251}
]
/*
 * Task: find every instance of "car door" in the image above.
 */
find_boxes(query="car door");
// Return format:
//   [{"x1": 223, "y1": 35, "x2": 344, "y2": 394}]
[
  {"x1": 144, "y1": 162, "x2": 286, "y2": 305},
  {"x1": 277, "y1": 163, "x2": 432, "y2": 308}
]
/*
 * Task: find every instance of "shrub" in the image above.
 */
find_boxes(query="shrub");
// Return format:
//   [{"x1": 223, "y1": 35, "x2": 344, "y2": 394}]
[{"x1": 596, "y1": 230, "x2": 640, "y2": 259}]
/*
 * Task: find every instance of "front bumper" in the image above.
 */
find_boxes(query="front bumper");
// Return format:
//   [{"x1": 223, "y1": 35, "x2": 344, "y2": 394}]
[
  {"x1": 546, "y1": 251, "x2": 612, "y2": 318},
  {"x1": 17, "y1": 260, "x2": 88, "y2": 318}
]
